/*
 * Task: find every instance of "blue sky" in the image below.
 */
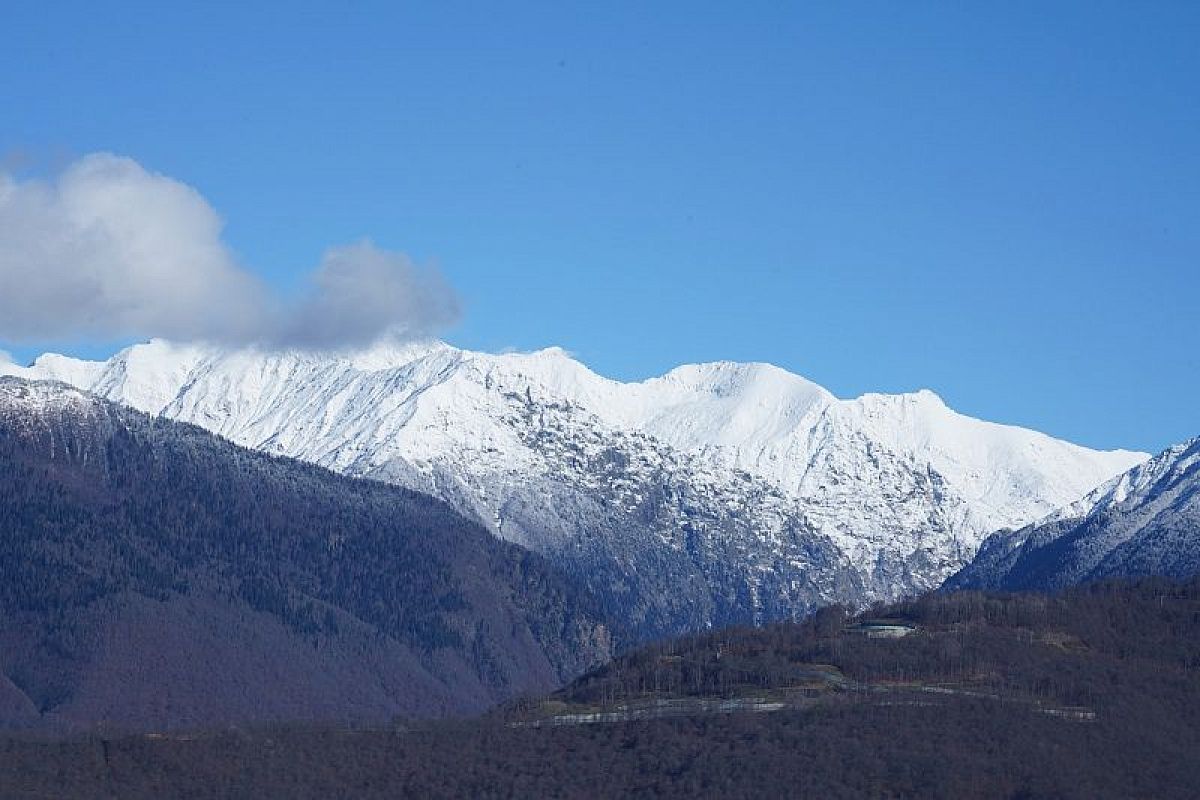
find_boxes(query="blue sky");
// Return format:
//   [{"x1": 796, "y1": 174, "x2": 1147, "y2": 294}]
[{"x1": 2, "y1": 2, "x2": 1197, "y2": 452}]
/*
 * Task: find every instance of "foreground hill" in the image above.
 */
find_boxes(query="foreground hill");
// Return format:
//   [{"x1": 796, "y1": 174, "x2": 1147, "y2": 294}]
[
  {"x1": 4, "y1": 579, "x2": 1197, "y2": 798},
  {"x1": 947, "y1": 437, "x2": 1200, "y2": 591},
  {"x1": 3, "y1": 339, "x2": 1144, "y2": 636},
  {"x1": 0, "y1": 378, "x2": 614, "y2": 732}
]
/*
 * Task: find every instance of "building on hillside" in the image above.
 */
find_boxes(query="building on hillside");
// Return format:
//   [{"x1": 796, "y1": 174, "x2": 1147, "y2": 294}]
[{"x1": 845, "y1": 621, "x2": 916, "y2": 639}]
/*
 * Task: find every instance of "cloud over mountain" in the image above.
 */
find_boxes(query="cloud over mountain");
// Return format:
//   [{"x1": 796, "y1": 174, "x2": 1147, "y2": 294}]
[{"x1": 0, "y1": 153, "x2": 459, "y2": 348}]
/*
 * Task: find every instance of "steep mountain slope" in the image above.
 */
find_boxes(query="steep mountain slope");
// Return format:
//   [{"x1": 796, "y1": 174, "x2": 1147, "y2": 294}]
[
  {"x1": 947, "y1": 437, "x2": 1200, "y2": 591},
  {"x1": 0, "y1": 378, "x2": 614, "y2": 732},
  {"x1": 3, "y1": 340, "x2": 1144, "y2": 635}
]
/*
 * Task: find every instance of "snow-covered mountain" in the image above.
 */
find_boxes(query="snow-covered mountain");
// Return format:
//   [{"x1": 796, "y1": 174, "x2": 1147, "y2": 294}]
[
  {"x1": 2, "y1": 339, "x2": 1145, "y2": 637},
  {"x1": 946, "y1": 437, "x2": 1200, "y2": 591}
]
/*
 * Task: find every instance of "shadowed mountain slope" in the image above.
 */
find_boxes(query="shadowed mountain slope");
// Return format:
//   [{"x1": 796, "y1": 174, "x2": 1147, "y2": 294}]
[{"x1": 0, "y1": 377, "x2": 615, "y2": 733}]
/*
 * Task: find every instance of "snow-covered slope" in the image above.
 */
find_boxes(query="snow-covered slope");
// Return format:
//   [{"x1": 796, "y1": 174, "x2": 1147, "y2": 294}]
[
  {"x1": 3, "y1": 339, "x2": 1145, "y2": 635},
  {"x1": 946, "y1": 437, "x2": 1200, "y2": 591}
]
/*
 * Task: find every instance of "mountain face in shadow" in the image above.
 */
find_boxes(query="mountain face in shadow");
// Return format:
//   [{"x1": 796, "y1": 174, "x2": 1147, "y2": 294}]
[{"x1": 0, "y1": 377, "x2": 616, "y2": 733}]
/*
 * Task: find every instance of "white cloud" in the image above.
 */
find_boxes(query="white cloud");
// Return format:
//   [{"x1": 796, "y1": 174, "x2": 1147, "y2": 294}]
[
  {"x1": 277, "y1": 241, "x2": 460, "y2": 348},
  {"x1": 0, "y1": 348, "x2": 12, "y2": 364},
  {"x1": 0, "y1": 153, "x2": 459, "y2": 348}
]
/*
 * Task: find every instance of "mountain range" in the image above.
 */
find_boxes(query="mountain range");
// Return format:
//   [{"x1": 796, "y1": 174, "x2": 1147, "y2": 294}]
[{"x1": 2, "y1": 339, "x2": 1145, "y2": 638}]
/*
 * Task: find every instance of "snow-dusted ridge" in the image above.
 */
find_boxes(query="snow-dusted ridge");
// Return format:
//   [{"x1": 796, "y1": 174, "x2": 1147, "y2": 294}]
[
  {"x1": 2, "y1": 338, "x2": 1147, "y2": 635},
  {"x1": 946, "y1": 437, "x2": 1200, "y2": 591}
]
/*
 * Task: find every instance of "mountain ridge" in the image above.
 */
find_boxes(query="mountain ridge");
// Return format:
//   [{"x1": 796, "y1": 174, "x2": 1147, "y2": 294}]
[
  {"x1": 946, "y1": 436, "x2": 1200, "y2": 591},
  {"x1": 2, "y1": 339, "x2": 1146, "y2": 634}
]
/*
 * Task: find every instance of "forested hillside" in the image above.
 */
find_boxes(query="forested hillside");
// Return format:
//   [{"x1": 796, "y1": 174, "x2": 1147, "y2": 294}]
[
  {"x1": 0, "y1": 378, "x2": 615, "y2": 731},
  {"x1": 4, "y1": 578, "x2": 1197, "y2": 798}
]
